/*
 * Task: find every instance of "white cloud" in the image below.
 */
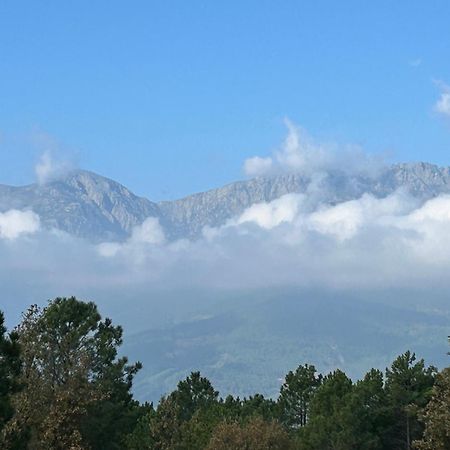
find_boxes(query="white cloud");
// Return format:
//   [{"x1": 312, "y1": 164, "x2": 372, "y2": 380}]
[
  {"x1": 35, "y1": 150, "x2": 74, "y2": 185},
  {"x1": 235, "y1": 194, "x2": 302, "y2": 229},
  {"x1": 394, "y1": 195, "x2": 450, "y2": 263},
  {"x1": 35, "y1": 151, "x2": 54, "y2": 184},
  {"x1": 0, "y1": 210, "x2": 40, "y2": 240},
  {"x1": 434, "y1": 83, "x2": 450, "y2": 118},
  {"x1": 130, "y1": 217, "x2": 166, "y2": 245},
  {"x1": 307, "y1": 193, "x2": 416, "y2": 241},
  {"x1": 243, "y1": 119, "x2": 384, "y2": 178},
  {"x1": 97, "y1": 217, "x2": 166, "y2": 261},
  {"x1": 308, "y1": 199, "x2": 367, "y2": 241},
  {"x1": 243, "y1": 156, "x2": 273, "y2": 177},
  {"x1": 408, "y1": 195, "x2": 450, "y2": 222},
  {"x1": 275, "y1": 119, "x2": 330, "y2": 173},
  {"x1": 203, "y1": 191, "x2": 450, "y2": 290},
  {"x1": 243, "y1": 119, "x2": 328, "y2": 177},
  {"x1": 4, "y1": 188, "x2": 450, "y2": 332}
]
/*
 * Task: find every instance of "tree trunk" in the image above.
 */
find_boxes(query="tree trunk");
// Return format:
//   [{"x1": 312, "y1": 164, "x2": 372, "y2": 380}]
[{"x1": 406, "y1": 414, "x2": 410, "y2": 450}]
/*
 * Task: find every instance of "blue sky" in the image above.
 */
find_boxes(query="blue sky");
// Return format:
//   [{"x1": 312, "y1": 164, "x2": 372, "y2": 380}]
[{"x1": 1, "y1": 1, "x2": 450, "y2": 200}]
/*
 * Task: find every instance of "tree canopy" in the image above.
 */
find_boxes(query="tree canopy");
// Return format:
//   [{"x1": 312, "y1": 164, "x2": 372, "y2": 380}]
[
  {"x1": 1, "y1": 298, "x2": 142, "y2": 449},
  {"x1": 0, "y1": 312, "x2": 21, "y2": 436},
  {"x1": 0, "y1": 298, "x2": 448, "y2": 450}
]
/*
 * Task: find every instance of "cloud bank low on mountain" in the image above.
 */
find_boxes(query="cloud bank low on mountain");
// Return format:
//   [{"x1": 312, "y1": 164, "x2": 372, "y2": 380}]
[
  {"x1": 90, "y1": 190, "x2": 450, "y2": 292},
  {"x1": 0, "y1": 209, "x2": 40, "y2": 240},
  {"x1": 2, "y1": 188, "x2": 450, "y2": 316}
]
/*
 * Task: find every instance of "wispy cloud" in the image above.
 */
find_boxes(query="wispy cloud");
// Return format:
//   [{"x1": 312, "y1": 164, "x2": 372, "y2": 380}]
[
  {"x1": 243, "y1": 119, "x2": 328, "y2": 177},
  {"x1": 97, "y1": 217, "x2": 166, "y2": 259},
  {"x1": 434, "y1": 82, "x2": 450, "y2": 118},
  {"x1": 30, "y1": 129, "x2": 78, "y2": 184},
  {"x1": 243, "y1": 156, "x2": 273, "y2": 177},
  {"x1": 35, "y1": 150, "x2": 75, "y2": 185},
  {"x1": 243, "y1": 119, "x2": 385, "y2": 178},
  {"x1": 409, "y1": 58, "x2": 422, "y2": 68}
]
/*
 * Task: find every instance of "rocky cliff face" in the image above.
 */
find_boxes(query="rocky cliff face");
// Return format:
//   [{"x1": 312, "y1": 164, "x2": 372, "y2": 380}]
[
  {"x1": 0, "y1": 170, "x2": 159, "y2": 241},
  {"x1": 1, "y1": 162, "x2": 450, "y2": 241},
  {"x1": 159, "y1": 162, "x2": 450, "y2": 239}
]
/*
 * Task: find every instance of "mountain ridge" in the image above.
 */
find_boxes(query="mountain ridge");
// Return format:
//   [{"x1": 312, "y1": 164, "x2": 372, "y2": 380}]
[{"x1": 1, "y1": 162, "x2": 450, "y2": 241}]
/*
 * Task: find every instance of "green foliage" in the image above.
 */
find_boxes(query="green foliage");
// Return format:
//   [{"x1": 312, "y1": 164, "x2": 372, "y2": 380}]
[
  {"x1": 145, "y1": 372, "x2": 220, "y2": 449},
  {"x1": 128, "y1": 372, "x2": 282, "y2": 449},
  {"x1": 413, "y1": 367, "x2": 450, "y2": 449},
  {"x1": 278, "y1": 364, "x2": 322, "y2": 428},
  {"x1": 350, "y1": 369, "x2": 390, "y2": 449},
  {"x1": 0, "y1": 311, "x2": 21, "y2": 438},
  {"x1": 79, "y1": 315, "x2": 144, "y2": 450},
  {"x1": 170, "y1": 371, "x2": 219, "y2": 422},
  {"x1": 206, "y1": 416, "x2": 295, "y2": 450},
  {"x1": 384, "y1": 351, "x2": 437, "y2": 450},
  {"x1": 299, "y1": 369, "x2": 388, "y2": 450},
  {"x1": 298, "y1": 369, "x2": 356, "y2": 450},
  {"x1": 123, "y1": 408, "x2": 156, "y2": 450},
  {"x1": 4, "y1": 298, "x2": 141, "y2": 450},
  {"x1": 3, "y1": 298, "x2": 448, "y2": 450},
  {"x1": 414, "y1": 339, "x2": 450, "y2": 450},
  {"x1": 240, "y1": 394, "x2": 279, "y2": 421}
]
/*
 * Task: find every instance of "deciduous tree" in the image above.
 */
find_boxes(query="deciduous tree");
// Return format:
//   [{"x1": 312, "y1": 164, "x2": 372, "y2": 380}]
[
  {"x1": 207, "y1": 416, "x2": 294, "y2": 450},
  {"x1": 413, "y1": 368, "x2": 450, "y2": 449}
]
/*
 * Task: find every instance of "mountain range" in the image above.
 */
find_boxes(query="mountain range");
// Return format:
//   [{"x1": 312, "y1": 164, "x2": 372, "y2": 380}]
[{"x1": 1, "y1": 162, "x2": 450, "y2": 241}]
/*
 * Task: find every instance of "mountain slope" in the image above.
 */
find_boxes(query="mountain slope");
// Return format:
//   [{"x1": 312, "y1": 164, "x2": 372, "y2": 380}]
[
  {"x1": 0, "y1": 170, "x2": 160, "y2": 241},
  {"x1": 121, "y1": 289, "x2": 449, "y2": 402}
]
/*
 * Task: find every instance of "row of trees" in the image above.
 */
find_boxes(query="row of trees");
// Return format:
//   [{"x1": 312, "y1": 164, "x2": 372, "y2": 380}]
[{"x1": 0, "y1": 297, "x2": 449, "y2": 449}]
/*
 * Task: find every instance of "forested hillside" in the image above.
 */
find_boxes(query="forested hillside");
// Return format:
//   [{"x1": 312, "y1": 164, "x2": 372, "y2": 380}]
[{"x1": 1, "y1": 297, "x2": 448, "y2": 449}]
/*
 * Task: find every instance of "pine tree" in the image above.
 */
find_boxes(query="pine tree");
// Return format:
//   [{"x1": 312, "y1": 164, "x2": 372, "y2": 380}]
[
  {"x1": 298, "y1": 369, "x2": 355, "y2": 450},
  {"x1": 0, "y1": 311, "x2": 21, "y2": 437},
  {"x1": 385, "y1": 351, "x2": 436, "y2": 450},
  {"x1": 278, "y1": 363, "x2": 322, "y2": 428},
  {"x1": 4, "y1": 298, "x2": 141, "y2": 450},
  {"x1": 170, "y1": 371, "x2": 219, "y2": 422}
]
